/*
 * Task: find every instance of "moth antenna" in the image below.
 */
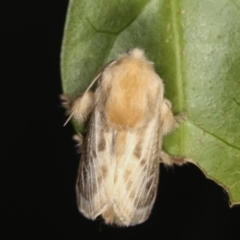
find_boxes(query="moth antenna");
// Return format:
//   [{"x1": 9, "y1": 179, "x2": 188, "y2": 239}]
[
  {"x1": 63, "y1": 111, "x2": 75, "y2": 126},
  {"x1": 83, "y1": 59, "x2": 116, "y2": 92},
  {"x1": 63, "y1": 66, "x2": 106, "y2": 126}
]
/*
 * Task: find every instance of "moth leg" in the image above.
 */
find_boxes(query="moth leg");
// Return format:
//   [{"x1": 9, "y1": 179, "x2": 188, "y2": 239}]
[
  {"x1": 161, "y1": 99, "x2": 186, "y2": 135},
  {"x1": 160, "y1": 100, "x2": 187, "y2": 166},
  {"x1": 73, "y1": 133, "x2": 84, "y2": 153},
  {"x1": 160, "y1": 151, "x2": 187, "y2": 166},
  {"x1": 60, "y1": 94, "x2": 72, "y2": 114},
  {"x1": 160, "y1": 99, "x2": 177, "y2": 135},
  {"x1": 60, "y1": 91, "x2": 95, "y2": 125},
  {"x1": 174, "y1": 113, "x2": 186, "y2": 125}
]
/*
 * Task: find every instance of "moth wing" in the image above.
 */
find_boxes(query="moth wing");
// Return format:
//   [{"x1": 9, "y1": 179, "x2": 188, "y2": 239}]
[
  {"x1": 112, "y1": 119, "x2": 161, "y2": 226},
  {"x1": 76, "y1": 60, "x2": 118, "y2": 220},
  {"x1": 76, "y1": 109, "x2": 113, "y2": 220}
]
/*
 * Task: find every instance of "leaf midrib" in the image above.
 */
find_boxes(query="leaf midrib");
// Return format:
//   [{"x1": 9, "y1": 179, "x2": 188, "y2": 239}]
[{"x1": 170, "y1": 0, "x2": 184, "y2": 153}]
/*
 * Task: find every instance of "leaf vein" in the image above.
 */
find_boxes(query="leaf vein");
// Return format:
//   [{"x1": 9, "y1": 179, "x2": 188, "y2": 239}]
[
  {"x1": 190, "y1": 121, "x2": 240, "y2": 151},
  {"x1": 229, "y1": 0, "x2": 240, "y2": 11},
  {"x1": 86, "y1": 0, "x2": 151, "y2": 35}
]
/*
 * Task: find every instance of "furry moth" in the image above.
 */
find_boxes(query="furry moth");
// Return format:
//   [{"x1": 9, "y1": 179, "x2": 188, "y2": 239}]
[{"x1": 61, "y1": 48, "x2": 186, "y2": 226}]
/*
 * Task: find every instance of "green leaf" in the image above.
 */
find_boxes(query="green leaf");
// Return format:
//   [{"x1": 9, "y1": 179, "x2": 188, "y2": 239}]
[{"x1": 61, "y1": 0, "x2": 240, "y2": 205}]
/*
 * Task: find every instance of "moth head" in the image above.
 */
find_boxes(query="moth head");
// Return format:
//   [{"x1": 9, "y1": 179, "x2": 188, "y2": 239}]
[{"x1": 116, "y1": 48, "x2": 153, "y2": 66}]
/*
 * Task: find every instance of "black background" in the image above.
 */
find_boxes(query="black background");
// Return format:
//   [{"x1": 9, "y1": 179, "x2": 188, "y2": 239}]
[{"x1": 3, "y1": 1, "x2": 239, "y2": 239}]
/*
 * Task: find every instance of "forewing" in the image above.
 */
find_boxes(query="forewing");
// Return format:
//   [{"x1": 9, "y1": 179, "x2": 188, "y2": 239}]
[
  {"x1": 76, "y1": 108, "x2": 113, "y2": 220},
  {"x1": 112, "y1": 118, "x2": 161, "y2": 226}
]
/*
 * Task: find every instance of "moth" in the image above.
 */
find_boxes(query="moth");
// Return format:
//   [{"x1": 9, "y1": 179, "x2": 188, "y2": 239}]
[{"x1": 61, "y1": 48, "x2": 186, "y2": 226}]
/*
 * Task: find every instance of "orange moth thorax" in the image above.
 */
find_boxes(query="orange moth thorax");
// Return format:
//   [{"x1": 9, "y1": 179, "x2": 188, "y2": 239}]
[{"x1": 104, "y1": 55, "x2": 161, "y2": 130}]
